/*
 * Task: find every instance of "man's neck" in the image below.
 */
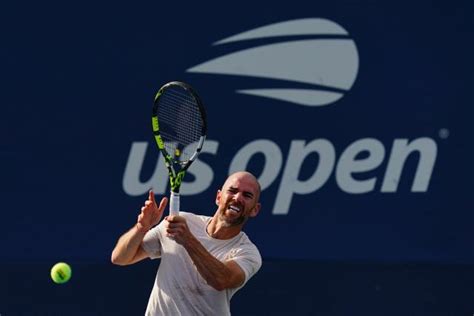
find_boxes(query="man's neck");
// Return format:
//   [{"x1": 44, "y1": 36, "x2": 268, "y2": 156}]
[{"x1": 206, "y1": 215, "x2": 242, "y2": 240}]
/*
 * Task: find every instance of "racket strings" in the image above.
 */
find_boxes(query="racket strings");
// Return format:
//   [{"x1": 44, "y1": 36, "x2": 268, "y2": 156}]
[{"x1": 157, "y1": 88, "x2": 204, "y2": 162}]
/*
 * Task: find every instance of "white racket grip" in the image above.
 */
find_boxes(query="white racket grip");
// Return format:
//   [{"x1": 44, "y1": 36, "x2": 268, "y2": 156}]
[{"x1": 169, "y1": 191, "x2": 180, "y2": 216}]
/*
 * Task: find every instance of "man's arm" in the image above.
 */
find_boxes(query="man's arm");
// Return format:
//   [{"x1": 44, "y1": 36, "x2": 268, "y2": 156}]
[
  {"x1": 184, "y1": 234, "x2": 246, "y2": 291},
  {"x1": 165, "y1": 216, "x2": 245, "y2": 291},
  {"x1": 111, "y1": 226, "x2": 150, "y2": 265},
  {"x1": 111, "y1": 191, "x2": 167, "y2": 266}
]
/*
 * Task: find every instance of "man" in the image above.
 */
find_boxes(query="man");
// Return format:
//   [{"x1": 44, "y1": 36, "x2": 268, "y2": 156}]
[{"x1": 111, "y1": 171, "x2": 262, "y2": 315}]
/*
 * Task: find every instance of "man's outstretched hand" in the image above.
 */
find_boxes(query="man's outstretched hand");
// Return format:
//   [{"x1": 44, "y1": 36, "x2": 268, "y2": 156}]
[{"x1": 136, "y1": 190, "x2": 168, "y2": 233}]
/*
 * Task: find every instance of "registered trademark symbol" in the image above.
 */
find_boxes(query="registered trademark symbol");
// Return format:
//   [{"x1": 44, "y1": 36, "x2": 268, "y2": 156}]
[{"x1": 438, "y1": 128, "x2": 449, "y2": 139}]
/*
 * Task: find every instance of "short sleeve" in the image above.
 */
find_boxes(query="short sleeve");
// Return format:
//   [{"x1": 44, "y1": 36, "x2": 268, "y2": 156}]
[
  {"x1": 227, "y1": 243, "x2": 262, "y2": 286},
  {"x1": 142, "y1": 223, "x2": 163, "y2": 259}
]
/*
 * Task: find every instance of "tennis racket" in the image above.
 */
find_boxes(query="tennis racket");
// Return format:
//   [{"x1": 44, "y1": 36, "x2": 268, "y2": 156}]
[{"x1": 152, "y1": 81, "x2": 207, "y2": 216}]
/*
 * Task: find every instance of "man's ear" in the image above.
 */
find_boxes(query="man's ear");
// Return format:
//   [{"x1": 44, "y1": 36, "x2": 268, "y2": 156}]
[
  {"x1": 215, "y1": 190, "x2": 221, "y2": 206},
  {"x1": 249, "y1": 203, "x2": 261, "y2": 217}
]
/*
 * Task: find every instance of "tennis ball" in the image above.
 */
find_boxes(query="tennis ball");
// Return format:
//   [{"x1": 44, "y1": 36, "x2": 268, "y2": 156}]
[{"x1": 50, "y1": 262, "x2": 72, "y2": 284}]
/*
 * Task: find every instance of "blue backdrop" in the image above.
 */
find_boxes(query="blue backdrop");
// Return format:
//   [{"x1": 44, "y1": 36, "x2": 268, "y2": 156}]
[{"x1": 1, "y1": 1, "x2": 473, "y2": 315}]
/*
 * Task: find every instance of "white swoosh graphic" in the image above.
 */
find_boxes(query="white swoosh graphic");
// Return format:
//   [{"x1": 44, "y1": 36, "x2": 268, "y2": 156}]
[
  {"x1": 186, "y1": 19, "x2": 359, "y2": 106},
  {"x1": 237, "y1": 89, "x2": 343, "y2": 106},
  {"x1": 188, "y1": 39, "x2": 358, "y2": 90},
  {"x1": 214, "y1": 18, "x2": 348, "y2": 45}
]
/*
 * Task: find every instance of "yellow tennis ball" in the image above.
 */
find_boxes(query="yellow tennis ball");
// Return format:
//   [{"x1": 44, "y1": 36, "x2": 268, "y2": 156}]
[{"x1": 50, "y1": 262, "x2": 72, "y2": 284}]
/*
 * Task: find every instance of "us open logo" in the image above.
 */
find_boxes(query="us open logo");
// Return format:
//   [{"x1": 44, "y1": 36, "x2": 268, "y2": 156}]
[
  {"x1": 123, "y1": 18, "x2": 439, "y2": 215},
  {"x1": 187, "y1": 18, "x2": 359, "y2": 107}
]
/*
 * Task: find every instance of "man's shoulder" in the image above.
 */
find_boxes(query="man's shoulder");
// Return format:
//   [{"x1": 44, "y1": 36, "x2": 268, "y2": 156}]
[
  {"x1": 239, "y1": 232, "x2": 259, "y2": 248},
  {"x1": 179, "y1": 211, "x2": 211, "y2": 224}
]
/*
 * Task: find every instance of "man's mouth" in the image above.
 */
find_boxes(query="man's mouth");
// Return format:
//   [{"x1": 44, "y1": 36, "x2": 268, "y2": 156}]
[{"x1": 227, "y1": 205, "x2": 241, "y2": 214}]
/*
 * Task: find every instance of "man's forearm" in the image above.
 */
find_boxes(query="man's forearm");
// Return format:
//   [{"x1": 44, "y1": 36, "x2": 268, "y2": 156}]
[
  {"x1": 111, "y1": 225, "x2": 147, "y2": 265},
  {"x1": 183, "y1": 235, "x2": 242, "y2": 291}
]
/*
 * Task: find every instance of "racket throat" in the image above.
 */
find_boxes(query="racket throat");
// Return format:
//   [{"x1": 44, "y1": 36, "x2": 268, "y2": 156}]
[
  {"x1": 169, "y1": 170, "x2": 185, "y2": 192},
  {"x1": 169, "y1": 170, "x2": 185, "y2": 216}
]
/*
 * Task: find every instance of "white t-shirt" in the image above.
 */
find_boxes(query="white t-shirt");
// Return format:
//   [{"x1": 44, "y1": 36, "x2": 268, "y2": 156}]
[{"x1": 142, "y1": 212, "x2": 262, "y2": 316}]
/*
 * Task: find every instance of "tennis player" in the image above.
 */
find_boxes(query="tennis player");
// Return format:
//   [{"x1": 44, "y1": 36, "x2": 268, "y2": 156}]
[{"x1": 111, "y1": 171, "x2": 262, "y2": 315}]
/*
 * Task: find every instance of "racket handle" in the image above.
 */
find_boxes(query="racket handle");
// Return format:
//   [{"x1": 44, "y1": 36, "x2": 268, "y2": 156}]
[{"x1": 169, "y1": 191, "x2": 180, "y2": 216}]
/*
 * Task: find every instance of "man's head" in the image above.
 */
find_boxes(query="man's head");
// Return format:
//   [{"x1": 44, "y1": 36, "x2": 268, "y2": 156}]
[{"x1": 215, "y1": 171, "x2": 261, "y2": 228}]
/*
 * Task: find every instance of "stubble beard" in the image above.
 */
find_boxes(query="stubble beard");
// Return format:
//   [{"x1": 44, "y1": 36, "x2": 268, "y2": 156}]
[{"x1": 218, "y1": 205, "x2": 247, "y2": 227}]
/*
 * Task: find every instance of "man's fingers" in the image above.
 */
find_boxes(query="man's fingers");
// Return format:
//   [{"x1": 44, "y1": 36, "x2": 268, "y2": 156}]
[
  {"x1": 158, "y1": 197, "x2": 168, "y2": 212},
  {"x1": 166, "y1": 227, "x2": 182, "y2": 234},
  {"x1": 148, "y1": 190, "x2": 155, "y2": 203},
  {"x1": 166, "y1": 214, "x2": 185, "y2": 223}
]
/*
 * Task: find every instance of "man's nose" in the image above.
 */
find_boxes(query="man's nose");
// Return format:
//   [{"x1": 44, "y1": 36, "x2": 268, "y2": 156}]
[{"x1": 233, "y1": 192, "x2": 244, "y2": 203}]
